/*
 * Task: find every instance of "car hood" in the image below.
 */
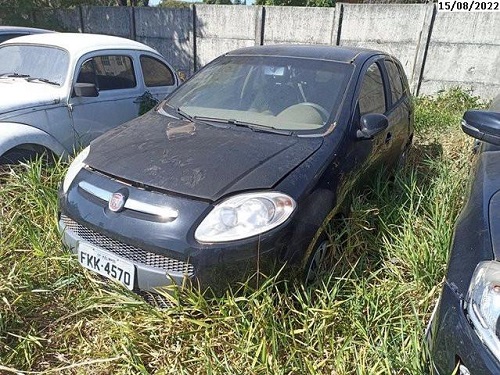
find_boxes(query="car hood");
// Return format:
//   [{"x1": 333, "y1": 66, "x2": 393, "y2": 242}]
[
  {"x1": 0, "y1": 79, "x2": 62, "y2": 115},
  {"x1": 85, "y1": 111, "x2": 323, "y2": 201}
]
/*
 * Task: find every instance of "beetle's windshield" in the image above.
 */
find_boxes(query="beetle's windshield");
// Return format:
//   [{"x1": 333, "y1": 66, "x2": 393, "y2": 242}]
[
  {"x1": 0, "y1": 45, "x2": 69, "y2": 86},
  {"x1": 163, "y1": 55, "x2": 353, "y2": 132}
]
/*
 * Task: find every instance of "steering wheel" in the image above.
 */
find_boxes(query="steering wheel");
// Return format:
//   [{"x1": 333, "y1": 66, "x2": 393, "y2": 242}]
[{"x1": 295, "y1": 102, "x2": 330, "y2": 122}]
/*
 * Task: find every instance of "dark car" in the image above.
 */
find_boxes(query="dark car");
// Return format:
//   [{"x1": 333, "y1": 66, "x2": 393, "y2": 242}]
[
  {"x1": 427, "y1": 96, "x2": 500, "y2": 374},
  {"x1": 58, "y1": 45, "x2": 413, "y2": 302},
  {"x1": 0, "y1": 26, "x2": 53, "y2": 43}
]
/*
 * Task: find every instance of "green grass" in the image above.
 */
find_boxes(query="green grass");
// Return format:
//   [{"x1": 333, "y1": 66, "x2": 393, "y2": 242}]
[{"x1": 0, "y1": 88, "x2": 487, "y2": 374}]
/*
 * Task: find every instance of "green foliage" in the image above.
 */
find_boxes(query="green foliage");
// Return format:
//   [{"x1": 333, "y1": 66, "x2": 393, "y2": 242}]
[
  {"x1": 415, "y1": 87, "x2": 484, "y2": 133},
  {"x1": 136, "y1": 91, "x2": 159, "y2": 116},
  {"x1": 159, "y1": 0, "x2": 191, "y2": 7},
  {"x1": 203, "y1": 0, "x2": 233, "y2": 4},
  {"x1": 255, "y1": 0, "x2": 334, "y2": 7},
  {"x1": 0, "y1": 88, "x2": 487, "y2": 373},
  {"x1": 0, "y1": 0, "x2": 114, "y2": 28}
]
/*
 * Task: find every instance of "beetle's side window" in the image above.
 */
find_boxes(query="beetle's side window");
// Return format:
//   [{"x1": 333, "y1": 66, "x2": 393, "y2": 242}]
[
  {"x1": 385, "y1": 60, "x2": 404, "y2": 106},
  {"x1": 358, "y1": 63, "x2": 386, "y2": 115},
  {"x1": 140, "y1": 55, "x2": 175, "y2": 87},
  {"x1": 77, "y1": 59, "x2": 97, "y2": 85},
  {"x1": 77, "y1": 55, "x2": 136, "y2": 91}
]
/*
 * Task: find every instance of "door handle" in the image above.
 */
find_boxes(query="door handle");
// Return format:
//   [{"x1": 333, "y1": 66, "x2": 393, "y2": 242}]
[{"x1": 385, "y1": 132, "x2": 392, "y2": 144}]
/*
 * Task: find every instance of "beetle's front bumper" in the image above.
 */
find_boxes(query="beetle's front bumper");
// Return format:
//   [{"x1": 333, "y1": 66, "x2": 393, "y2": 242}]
[{"x1": 427, "y1": 282, "x2": 500, "y2": 375}]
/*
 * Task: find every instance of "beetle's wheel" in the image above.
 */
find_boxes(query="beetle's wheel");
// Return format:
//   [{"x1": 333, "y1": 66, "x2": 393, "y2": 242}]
[{"x1": 304, "y1": 236, "x2": 331, "y2": 284}]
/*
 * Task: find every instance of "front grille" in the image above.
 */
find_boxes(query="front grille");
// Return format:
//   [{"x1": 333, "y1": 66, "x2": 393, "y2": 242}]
[{"x1": 61, "y1": 215, "x2": 194, "y2": 276}]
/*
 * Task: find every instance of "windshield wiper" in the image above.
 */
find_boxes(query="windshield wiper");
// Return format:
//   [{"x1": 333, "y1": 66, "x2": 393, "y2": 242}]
[
  {"x1": 162, "y1": 103, "x2": 194, "y2": 121},
  {"x1": 26, "y1": 77, "x2": 60, "y2": 86},
  {"x1": 193, "y1": 116, "x2": 293, "y2": 136},
  {"x1": 0, "y1": 73, "x2": 31, "y2": 78},
  {"x1": 176, "y1": 107, "x2": 194, "y2": 122}
]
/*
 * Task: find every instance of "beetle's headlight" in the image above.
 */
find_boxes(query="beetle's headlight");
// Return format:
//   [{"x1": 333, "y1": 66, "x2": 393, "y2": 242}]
[
  {"x1": 466, "y1": 261, "x2": 500, "y2": 357},
  {"x1": 62, "y1": 146, "x2": 90, "y2": 193},
  {"x1": 194, "y1": 192, "x2": 296, "y2": 243}
]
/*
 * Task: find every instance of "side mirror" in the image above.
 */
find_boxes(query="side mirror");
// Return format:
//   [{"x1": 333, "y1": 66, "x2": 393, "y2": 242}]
[
  {"x1": 462, "y1": 110, "x2": 500, "y2": 146},
  {"x1": 74, "y1": 82, "x2": 98, "y2": 98},
  {"x1": 356, "y1": 113, "x2": 389, "y2": 140}
]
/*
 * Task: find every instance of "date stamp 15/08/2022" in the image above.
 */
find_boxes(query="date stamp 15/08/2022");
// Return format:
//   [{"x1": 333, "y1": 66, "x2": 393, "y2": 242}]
[{"x1": 438, "y1": 0, "x2": 499, "y2": 11}]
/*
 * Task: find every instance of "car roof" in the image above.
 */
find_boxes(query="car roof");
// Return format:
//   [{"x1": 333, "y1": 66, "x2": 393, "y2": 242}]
[
  {"x1": 226, "y1": 44, "x2": 385, "y2": 64},
  {"x1": 0, "y1": 26, "x2": 53, "y2": 34},
  {"x1": 1, "y1": 32, "x2": 159, "y2": 55}
]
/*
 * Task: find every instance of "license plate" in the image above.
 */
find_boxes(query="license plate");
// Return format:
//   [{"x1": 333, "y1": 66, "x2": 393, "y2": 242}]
[{"x1": 78, "y1": 242, "x2": 135, "y2": 290}]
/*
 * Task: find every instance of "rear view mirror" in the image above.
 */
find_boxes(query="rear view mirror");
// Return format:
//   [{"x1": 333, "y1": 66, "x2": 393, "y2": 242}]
[
  {"x1": 356, "y1": 113, "x2": 389, "y2": 140},
  {"x1": 462, "y1": 110, "x2": 500, "y2": 146},
  {"x1": 74, "y1": 82, "x2": 98, "y2": 97}
]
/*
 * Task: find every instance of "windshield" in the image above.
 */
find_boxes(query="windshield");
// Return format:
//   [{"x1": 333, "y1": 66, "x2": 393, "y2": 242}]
[
  {"x1": 0, "y1": 45, "x2": 69, "y2": 86},
  {"x1": 163, "y1": 55, "x2": 352, "y2": 132}
]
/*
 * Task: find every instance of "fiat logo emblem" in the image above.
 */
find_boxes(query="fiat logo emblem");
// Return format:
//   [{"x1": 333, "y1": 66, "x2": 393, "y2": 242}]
[{"x1": 108, "y1": 192, "x2": 126, "y2": 212}]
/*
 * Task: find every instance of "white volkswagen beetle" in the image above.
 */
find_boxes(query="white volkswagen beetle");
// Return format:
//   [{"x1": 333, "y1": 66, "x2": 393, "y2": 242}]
[{"x1": 0, "y1": 33, "x2": 178, "y2": 163}]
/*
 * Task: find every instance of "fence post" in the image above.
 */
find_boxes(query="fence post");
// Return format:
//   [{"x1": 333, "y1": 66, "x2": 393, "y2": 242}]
[
  {"x1": 79, "y1": 5, "x2": 85, "y2": 33},
  {"x1": 255, "y1": 6, "x2": 265, "y2": 46},
  {"x1": 130, "y1": 6, "x2": 136, "y2": 40},
  {"x1": 192, "y1": 4, "x2": 198, "y2": 72},
  {"x1": 332, "y1": 3, "x2": 344, "y2": 46},
  {"x1": 410, "y1": 3, "x2": 436, "y2": 96}
]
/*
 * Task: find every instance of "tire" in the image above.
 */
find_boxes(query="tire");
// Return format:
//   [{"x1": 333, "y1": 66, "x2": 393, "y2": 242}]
[
  {"x1": 304, "y1": 233, "x2": 331, "y2": 284},
  {"x1": 396, "y1": 146, "x2": 409, "y2": 171},
  {"x1": 396, "y1": 138, "x2": 412, "y2": 172},
  {"x1": 0, "y1": 148, "x2": 54, "y2": 166}
]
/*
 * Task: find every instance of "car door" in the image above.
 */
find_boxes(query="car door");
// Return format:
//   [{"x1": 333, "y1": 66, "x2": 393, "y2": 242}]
[
  {"x1": 138, "y1": 54, "x2": 177, "y2": 104},
  {"x1": 381, "y1": 58, "x2": 412, "y2": 162},
  {"x1": 69, "y1": 52, "x2": 142, "y2": 148},
  {"x1": 355, "y1": 59, "x2": 391, "y2": 171}
]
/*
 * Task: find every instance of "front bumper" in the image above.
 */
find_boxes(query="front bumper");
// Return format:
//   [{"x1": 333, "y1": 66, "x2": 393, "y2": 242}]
[
  {"x1": 59, "y1": 213, "x2": 285, "y2": 294},
  {"x1": 427, "y1": 282, "x2": 500, "y2": 374},
  {"x1": 60, "y1": 214, "x2": 189, "y2": 291},
  {"x1": 59, "y1": 167, "x2": 293, "y2": 295}
]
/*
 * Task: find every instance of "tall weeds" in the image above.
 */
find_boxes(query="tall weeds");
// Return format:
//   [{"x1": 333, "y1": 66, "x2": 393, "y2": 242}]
[{"x1": 0, "y1": 88, "x2": 486, "y2": 374}]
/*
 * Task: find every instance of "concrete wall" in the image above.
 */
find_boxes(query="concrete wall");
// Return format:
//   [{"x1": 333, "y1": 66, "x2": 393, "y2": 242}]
[
  {"x1": 338, "y1": 3, "x2": 434, "y2": 93},
  {"x1": 135, "y1": 7, "x2": 194, "y2": 74},
  {"x1": 8, "y1": 3, "x2": 500, "y2": 99},
  {"x1": 419, "y1": 11, "x2": 500, "y2": 99},
  {"x1": 263, "y1": 6, "x2": 337, "y2": 45},
  {"x1": 81, "y1": 6, "x2": 134, "y2": 39},
  {"x1": 194, "y1": 5, "x2": 262, "y2": 68}
]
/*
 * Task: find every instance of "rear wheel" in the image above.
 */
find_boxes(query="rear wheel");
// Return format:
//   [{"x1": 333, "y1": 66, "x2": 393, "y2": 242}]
[{"x1": 396, "y1": 137, "x2": 413, "y2": 172}]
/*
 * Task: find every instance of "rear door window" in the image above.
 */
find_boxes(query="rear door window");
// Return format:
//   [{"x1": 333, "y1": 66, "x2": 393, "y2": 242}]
[
  {"x1": 140, "y1": 55, "x2": 174, "y2": 87},
  {"x1": 384, "y1": 60, "x2": 404, "y2": 106}
]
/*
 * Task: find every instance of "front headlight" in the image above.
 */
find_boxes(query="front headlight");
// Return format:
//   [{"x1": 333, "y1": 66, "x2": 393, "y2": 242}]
[
  {"x1": 466, "y1": 261, "x2": 500, "y2": 357},
  {"x1": 62, "y1": 146, "x2": 90, "y2": 193},
  {"x1": 194, "y1": 192, "x2": 296, "y2": 243}
]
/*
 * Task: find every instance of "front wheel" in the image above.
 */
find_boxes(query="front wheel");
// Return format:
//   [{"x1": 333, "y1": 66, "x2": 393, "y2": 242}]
[
  {"x1": 0, "y1": 148, "x2": 55, "y2": 166},
  {"x1": 304, "y1": 235, "x2": 331, "y2": 284}
]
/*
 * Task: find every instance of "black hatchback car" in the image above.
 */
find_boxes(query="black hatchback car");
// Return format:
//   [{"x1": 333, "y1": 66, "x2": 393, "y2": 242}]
[
  {"x1": 59, "y1": 45, "x2": 413, "y2": 299},
  {"x1": 427, "y1": 96, "x2": 500, "y2": 374}
]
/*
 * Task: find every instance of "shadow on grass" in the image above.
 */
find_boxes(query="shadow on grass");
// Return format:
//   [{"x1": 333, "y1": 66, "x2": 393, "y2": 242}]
[{"x1": 314, "y1": 140, "x2": 445, "y2": 284}]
